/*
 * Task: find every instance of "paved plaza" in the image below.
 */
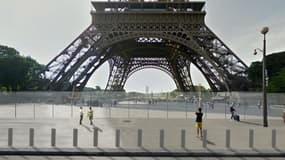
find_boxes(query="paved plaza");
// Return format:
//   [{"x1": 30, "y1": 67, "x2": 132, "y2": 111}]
[{"x1": 0, "y1": 104, "x2": 284, "y2": 151}]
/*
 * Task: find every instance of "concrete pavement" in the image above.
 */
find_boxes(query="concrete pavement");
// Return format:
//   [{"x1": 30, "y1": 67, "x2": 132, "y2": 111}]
[{"x1": 0, "y1": 105, "x2": 285, "y2": 157}]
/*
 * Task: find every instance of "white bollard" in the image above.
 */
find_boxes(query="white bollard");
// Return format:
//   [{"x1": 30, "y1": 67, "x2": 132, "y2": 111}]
[
  {"x1": 93, "y1": 128, "x2": 98, "y2": 147},
  {"x1": 73, "y1": 128, "x2": 78, "y2": 147},
  {"x1": 181, "y1": 129, "x2": 186, "y2": 148},
  {"x1": 138, "y1": 129, "x2": 142, "y2": 147},
  {"x1": 29, "y1": 128, "x2": 34, "y2": 147},
  {"x1": 51, "y1": 128, "x2": 56, "y2": 147},
  {"x1": 8, "y1": 128, "x2": 13, "y2": 147},
  {"x1": 115, "y1": 129, "x2": 120, "y2": 147}
]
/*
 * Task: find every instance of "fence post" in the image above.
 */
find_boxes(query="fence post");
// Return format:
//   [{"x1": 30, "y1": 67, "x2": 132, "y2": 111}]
[
  {"x1": 33, "y1": 103, "x2": 36, "y2": 120},
  {"x1": 73, "y1": 128, "x2": 78, "y2": 147},
  {"x1": 138, "y1": 129, "x2": 142, "y2": 147},
  {"x1": 226, "y1": 129, "x2": 230, "y2": 148},
  {"x1": 14, "y1": 92, "x2": 17, "y2": 119},
  {"x1": 181, "y1": 129, "x2": 186, "y2": 148},
  {"x1": 93, "y1": 128, "x2": 98, "y2": 147},
  {"x1": 249, "y1": 129, "x2": 254, "y2": 148},
  {"x1": 29, "y1": 128, "x2": 34, "y2": 147},
  {"x1": 71, "y1": 103, "x2": 73, "y2": 118},
  {"x1": 166, "y1": 93, "x2": 169, "y2": 119},
  {"x1": 52, "y1": 104, "x2": 55, "y2": 119},
  {"x1": 8, "y1": 128, "x2": 13, "y2": 147},
  {"x1": 272, "y1": 129, "x2": 276, "y2": 148},
  {"x1": 14, "y1": 103, "x2": 17, "y2": 119},
  {"x1": 51, "y1": 128, "x2": 56, "y2": 147},
  {"x1": 202, "y1": 129, "x2": 207, "y2": 148},
  {"x1": 109, "y1": 106, "x2": 111, "y2": 118},
  {"x1": 147, "y1": 105, "x2": 149, "y2": 119},
  {"x1": 160, "y1": 129, "x2": 164, "y2": 148},
  {"x1": 115, "y1": 129, "x2": 120, "y2": 147},
  {"x1": 128, "y1": 100, "x2": 130, "y2": 118}
]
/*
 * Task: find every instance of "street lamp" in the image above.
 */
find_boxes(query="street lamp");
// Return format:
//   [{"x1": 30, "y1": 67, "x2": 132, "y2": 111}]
[{"x1": 254, "y1": 26, "x2": 269, "y2": 127}]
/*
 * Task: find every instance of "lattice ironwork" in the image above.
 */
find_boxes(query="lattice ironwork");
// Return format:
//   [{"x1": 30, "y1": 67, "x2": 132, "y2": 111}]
[{"x1": 40, "y1": 0, "x2": 249, "y2": 92}]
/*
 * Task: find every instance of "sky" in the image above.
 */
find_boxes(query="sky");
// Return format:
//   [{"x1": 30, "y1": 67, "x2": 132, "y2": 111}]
[{"x1": 0, "y1": 0, "x2": 284, "y2": 93}]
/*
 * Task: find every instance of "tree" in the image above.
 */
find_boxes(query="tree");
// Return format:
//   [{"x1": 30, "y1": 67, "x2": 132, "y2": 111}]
[
  {"x1": 268, "y1": 67, "x2": 285, "y2": 92},
  {"x1": 247, "y1": 51, "x2": 285, "y2": 92},
  {"x1": 0, "y1": 45, "x2": 46, "y2": 91},
  {"x1": 0, "y1": 45, "x2": 19, "y2": 56}
]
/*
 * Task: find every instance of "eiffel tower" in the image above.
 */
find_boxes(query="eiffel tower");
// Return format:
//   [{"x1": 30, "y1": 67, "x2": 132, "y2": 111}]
[{"x1": 40, "y1": 0, "x2": 249, "y2": 92}]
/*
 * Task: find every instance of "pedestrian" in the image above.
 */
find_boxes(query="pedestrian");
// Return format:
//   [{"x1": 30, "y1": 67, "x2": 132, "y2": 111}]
[
  {"x1": 88, "y1": 107, "x2": 94, "y2": 125},
  {"x1": 195, "y1": 107, "x2": 203, "y2": 138},
  {"x1": 230, "y1": 103, "x2": 236, "y2": 120},
  {"x1": 79, "y1": 106, "x2": 83, "y2": 125}
]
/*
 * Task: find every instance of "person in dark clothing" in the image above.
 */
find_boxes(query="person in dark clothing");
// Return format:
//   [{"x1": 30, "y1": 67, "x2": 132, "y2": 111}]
[
  {"x1": 79, "y1": 107, "x2": 83, "y2": 125},
  {"x1": 230, "y1": 103, "x2": 236, "y2": 120},
  {"x1": 195, "y1": 107, "x2": 203, "y2": 138}
]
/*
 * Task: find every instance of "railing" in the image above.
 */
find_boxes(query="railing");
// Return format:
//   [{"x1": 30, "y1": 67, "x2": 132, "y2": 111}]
[{"x1": 0, "y1": 91, "x2": 284, "y2": 119}]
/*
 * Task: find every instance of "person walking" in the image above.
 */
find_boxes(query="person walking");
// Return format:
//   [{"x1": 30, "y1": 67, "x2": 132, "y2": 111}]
[
  {"x1": 195, "y1": 107, "x2": 203, "y2": 138},
  {"x1": 88, "y1": 107, "x2": 94, "y2": 125},
  {"x1": 79, "y1": 107, "x2": 83, "y2": 125},
  {"x1": 230, "y1": 103, "x2": 236, "y2": 120}
]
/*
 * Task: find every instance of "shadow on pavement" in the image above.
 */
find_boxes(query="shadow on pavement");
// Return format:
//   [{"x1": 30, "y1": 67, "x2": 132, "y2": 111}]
[
  {"x1": 239, "y1": 120, "x2": 262, "y2": 126},
  {"x1": 80, "y1": 124, "x2": 103, "y2": 132}
]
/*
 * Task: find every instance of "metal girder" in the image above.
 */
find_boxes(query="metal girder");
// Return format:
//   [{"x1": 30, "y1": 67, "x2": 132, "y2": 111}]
[
  {"x1": 40, "y1": 25, "x2": 104, "y2": 90},
  {"x1": 40, "y1": 0, "x2": 250, "y2": 92},
  {"x1": 105, "y1": 56, "x2": 130, "y2": 91}
]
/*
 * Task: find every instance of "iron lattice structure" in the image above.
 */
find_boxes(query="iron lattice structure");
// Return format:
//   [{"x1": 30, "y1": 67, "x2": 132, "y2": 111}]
[{"x1": 40, "y1": 0, "x2": 249, "y2": 92}]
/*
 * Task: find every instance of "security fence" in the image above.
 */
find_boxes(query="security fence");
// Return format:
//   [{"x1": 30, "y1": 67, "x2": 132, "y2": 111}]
[{"x1": 0, "y1": 91, "x2": 284, "y2": 119}]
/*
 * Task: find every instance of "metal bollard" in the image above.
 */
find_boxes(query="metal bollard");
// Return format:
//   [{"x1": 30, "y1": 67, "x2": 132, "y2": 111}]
[
  {"x1": 181, "y1": 129, "x2": 186, "y2": 148},
  {"x1": 51, "y1": 128, "x2": 56, "y2": 147},
  {"x1": 272, "y1": 129, "x2": 276, "y2": 148},
  {"x1": 29, "y1": 128, "x2": 34, "y2": 147},
  {"x1": 138, "y1": 129, "x2": 142, "y2": 147},
  {"x1": 226, "y1": 129, "x2": 231, "y2": 148},
  {"x1": 249, "y1": 129, "x2": 254, "y2": 148},
  {"x1": 202, "y1": 129, "x2": 207, "y2": 148},
  {"x1": 8, "y1": 128, "x2": 13, "y2": 147},
  {"x1": 93, "y1": 128, "x2": 98, "y2": 147},
  {"x1": 73, "y1": 128, "x2": 78, "y2": 147},
  {"x1": 160, "y1": 129, "x2": 164, "y2": 148},
  {"x1": 115, "y1": 129, "x2": 120, "y2": 147}
]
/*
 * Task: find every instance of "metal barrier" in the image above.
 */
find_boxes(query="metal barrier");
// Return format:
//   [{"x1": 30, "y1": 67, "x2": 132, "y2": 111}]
[{"x1": 1, "y1": 91, "x2": 284, "y2": 120}]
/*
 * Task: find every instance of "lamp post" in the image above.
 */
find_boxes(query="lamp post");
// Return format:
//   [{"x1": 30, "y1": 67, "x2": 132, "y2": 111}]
[{"x1": 260, "y1": 27, "x2": 269, "y2": 127}]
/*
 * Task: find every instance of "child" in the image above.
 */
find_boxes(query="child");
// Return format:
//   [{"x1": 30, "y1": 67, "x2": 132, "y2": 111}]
[{"x1": 195, "y1": 107, "x2": 203, "y2": 138}]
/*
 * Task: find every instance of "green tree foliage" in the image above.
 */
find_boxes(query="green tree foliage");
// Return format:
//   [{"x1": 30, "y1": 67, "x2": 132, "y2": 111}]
[
  {"x1": 247, "y1": 51, "x2": 285, "y2": 92},
  {"x1": 0, "y1": 45, "x2": 45, "y2": 91},
  {"x1": 0, "y1": 45, "x2": 19, "y2": 56},
  {"x1": 268, "y1": 67, "x2": 285, "y2": 92}
]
